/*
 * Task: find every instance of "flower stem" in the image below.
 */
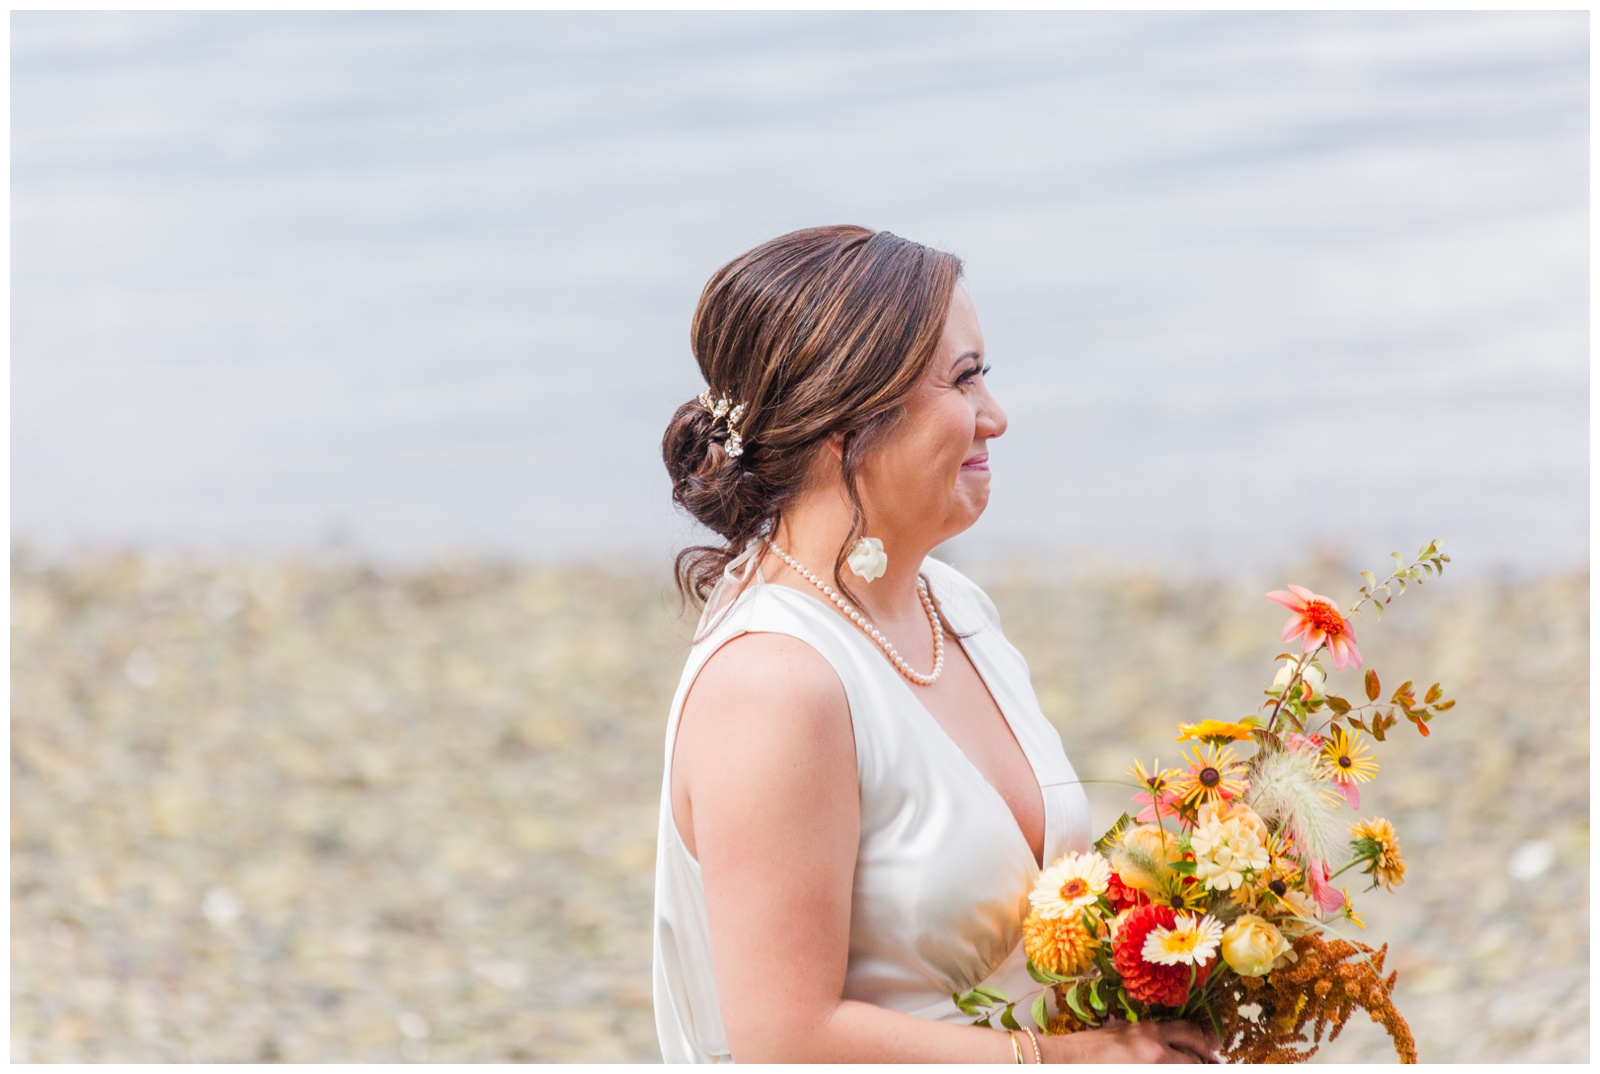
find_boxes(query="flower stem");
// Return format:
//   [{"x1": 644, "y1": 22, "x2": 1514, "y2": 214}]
[{"x1": 1328, "y1": 857, "x2": 1364, "y2": 881}]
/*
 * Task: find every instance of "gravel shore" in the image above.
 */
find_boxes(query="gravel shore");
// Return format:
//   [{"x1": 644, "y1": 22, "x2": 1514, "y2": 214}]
[{"x1": 11, "y1": 548, "x2": 1588, "y2": 1062}]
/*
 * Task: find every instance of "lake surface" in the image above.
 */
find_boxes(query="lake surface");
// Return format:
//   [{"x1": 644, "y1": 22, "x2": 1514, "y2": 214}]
[{"x1": 12, "y1": 11, "x2": 1589, "y2": 574}]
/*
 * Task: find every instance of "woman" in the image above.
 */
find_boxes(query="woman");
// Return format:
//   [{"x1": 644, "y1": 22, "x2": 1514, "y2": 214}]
[{"x1": 654, "y1": 226, "x2": 1215, "y2": 1063}]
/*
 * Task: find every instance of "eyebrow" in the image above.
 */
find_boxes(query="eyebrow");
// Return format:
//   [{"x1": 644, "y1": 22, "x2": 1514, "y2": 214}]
[{"x1": 950, "y1": 349, "x2": 983, "y2": 369}]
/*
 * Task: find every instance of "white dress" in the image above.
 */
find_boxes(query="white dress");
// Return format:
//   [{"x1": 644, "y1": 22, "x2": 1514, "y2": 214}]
[{"x1": 651, "y1": 544, "x2": 1093, "y2": 1063}]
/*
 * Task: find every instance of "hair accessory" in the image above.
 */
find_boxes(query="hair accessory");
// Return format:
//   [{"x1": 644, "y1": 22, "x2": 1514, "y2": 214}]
[
  {"x1": 846, "y1": 536, "x2": 888, "y2": 582},
  {"x1": 698, "y1": 389, "x2": 749, "y2": 458}
]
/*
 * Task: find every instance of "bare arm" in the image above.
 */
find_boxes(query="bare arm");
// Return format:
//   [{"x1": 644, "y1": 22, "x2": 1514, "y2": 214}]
[{"x1": 674, "y1": 631, "x2": 1214, "y2": 1063}]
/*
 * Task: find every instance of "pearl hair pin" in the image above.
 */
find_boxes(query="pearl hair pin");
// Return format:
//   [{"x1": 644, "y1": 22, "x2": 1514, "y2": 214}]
[{"x1": 766, "y1": 538, "x2": 945, "y2": 686}]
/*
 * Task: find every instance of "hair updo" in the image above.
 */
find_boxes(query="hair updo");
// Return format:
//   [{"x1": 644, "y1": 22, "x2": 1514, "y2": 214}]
[{"x1": 662, "y1": 225, "x2": 963, "y2": 613}]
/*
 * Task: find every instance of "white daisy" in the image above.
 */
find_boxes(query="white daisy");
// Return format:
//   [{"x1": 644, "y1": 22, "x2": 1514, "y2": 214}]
[
  {"x1": 1029, "y1": 851, "x2": 1112, "y2": 919},
  {"x1": 1142, "y1": 913, "x2": 1224, "y2": 967}
]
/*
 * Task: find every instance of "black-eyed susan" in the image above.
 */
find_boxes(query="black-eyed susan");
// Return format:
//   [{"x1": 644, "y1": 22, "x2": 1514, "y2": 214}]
[
  {"x1": 1150, "y1": 879, "x2": 1211, "y2": 916},
  {"x1": 1322, "y1": 727, "x2": 1379, "y2": 808},
  {"x1": 1169, "y1": 742, "x2": 1249, "y2": 811},
  {"x1": 1127, "y1": 758, "x2": 1181, "y2": 823},
  {"x1": 1350, "y1": 817, "x2": 1406, "y2": 891},
  {"x1": 1339, "y1": 889, "x2": 1366, "y2": 929}
]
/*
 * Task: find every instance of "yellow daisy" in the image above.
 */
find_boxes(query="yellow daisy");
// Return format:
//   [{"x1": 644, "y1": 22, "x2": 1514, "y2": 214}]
[
  {"x1": 1339, "y1": 889, "x2": 1366, "y2": 929},
  {"x1": 1350, "y1": 817, "x2": 1406, "y2": 891},
  {"x1": 1169, "y1": 743, "x2": 1249, "y2": 810},
  {"x1": 1176, "y1": 720, "x2": 1255, "y2": 744}
]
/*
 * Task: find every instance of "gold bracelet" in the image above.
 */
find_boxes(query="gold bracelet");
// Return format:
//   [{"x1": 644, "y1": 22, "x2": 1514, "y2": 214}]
[
  {"x1": 1021, "y1": 1026, "x2": 1043, "y2": 1064},
  {"x1": 1009, "y1": 1031, "x2": 1024, "y2": 1064}
]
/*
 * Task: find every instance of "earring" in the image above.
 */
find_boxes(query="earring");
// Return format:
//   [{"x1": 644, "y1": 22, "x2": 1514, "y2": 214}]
[{"x1": 847, "y1": 537, "x2": 888, "y2": 582}]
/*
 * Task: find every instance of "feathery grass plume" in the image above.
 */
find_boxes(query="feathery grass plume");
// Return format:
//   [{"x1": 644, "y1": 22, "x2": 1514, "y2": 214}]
[{"x1": 1244, "y1": 746, "x2": 1344, "y2": 869}]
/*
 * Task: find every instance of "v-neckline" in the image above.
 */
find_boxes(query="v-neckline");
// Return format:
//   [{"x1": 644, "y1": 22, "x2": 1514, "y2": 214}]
[{"x1": 759, "y1": 573, "x2": 1050, "y2": 872}]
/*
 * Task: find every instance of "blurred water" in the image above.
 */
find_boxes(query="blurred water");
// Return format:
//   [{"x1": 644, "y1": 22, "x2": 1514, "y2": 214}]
[{"x1": 12, "y1": 11, "x2": 1588, "y2": 573}]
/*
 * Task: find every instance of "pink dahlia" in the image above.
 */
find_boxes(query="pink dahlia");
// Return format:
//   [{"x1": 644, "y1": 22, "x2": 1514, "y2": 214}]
[{"x1": 1266, "y1": 584, "x2": 1362, "y2": 671}]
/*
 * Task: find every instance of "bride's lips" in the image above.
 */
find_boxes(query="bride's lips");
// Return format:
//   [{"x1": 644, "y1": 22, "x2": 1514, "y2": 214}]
[{"x1": 960, "y1": 453, "x2": 990, "y2": 472}]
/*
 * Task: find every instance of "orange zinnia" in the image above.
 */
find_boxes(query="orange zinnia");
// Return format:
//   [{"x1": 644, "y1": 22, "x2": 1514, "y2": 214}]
[{"x1": 1266, "y1": 584, "x2": 1362, "y2": 670}]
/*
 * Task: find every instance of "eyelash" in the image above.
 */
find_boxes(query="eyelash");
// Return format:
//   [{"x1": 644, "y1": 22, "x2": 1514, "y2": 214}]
[{"x1": 958, "y1": 364, "x2": 993, "y2": 386}]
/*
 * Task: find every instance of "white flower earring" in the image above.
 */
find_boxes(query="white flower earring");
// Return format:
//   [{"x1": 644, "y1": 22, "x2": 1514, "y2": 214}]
[{"x1": 846, "y1": 537, "x2": 888, "y2": 582}]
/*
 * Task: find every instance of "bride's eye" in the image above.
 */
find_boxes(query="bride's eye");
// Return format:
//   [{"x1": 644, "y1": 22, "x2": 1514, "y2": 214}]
[{"x1": 957, "y1": 363, "x2": 992, "y2": 387}]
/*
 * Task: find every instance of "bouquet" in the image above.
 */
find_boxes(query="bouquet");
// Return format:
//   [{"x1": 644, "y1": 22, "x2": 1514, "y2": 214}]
[{"x1": 955, "y1": 541, "x2": 1454, "y2": 1063}]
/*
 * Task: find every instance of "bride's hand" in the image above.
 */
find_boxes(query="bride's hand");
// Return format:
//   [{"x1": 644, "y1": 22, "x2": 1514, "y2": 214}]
[{"x1": 1041, "y1": 1018, "x2": 1219, "y2": 1063}]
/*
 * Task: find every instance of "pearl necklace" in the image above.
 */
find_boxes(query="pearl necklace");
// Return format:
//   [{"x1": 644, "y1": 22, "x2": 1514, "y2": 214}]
[{"x1": 766, "y1": 539, "x2": 945, "y2": 686}]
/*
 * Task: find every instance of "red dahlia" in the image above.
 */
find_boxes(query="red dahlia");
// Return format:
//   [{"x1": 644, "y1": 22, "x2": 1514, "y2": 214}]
[
  {"x1": 1112, "y1": 904, "x2": 1211, "y2": 1008},
  {"x1": 1105, "y1": 871, "x2": 1145, "y2": 912}
]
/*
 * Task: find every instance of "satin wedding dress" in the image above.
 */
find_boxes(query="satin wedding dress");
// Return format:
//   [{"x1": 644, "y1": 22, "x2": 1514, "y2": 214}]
[{"x1": 652, "y1": 545, "x2": 1093, "y2": 1062}]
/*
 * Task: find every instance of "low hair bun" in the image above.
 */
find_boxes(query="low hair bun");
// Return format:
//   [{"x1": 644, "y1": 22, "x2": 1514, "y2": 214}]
[{"x1": 662, "y1": 396, "x2": 769, "y2": 539}]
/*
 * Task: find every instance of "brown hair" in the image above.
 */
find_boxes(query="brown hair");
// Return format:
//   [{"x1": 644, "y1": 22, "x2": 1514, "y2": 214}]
[{"x1": 662, "y1": 225, "x2": 963, "y2": 629}]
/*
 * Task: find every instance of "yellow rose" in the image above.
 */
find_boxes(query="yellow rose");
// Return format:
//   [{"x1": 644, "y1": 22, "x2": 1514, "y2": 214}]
[
  {"x1": 1108, "y1": 824, "x2": 1180, "y2": 893},
  {"x1": 1197, "y1": 800, "x2": 1269, "y2": 845},
  {"x1": 1221, "y1": 914, "x2": 1292, "y2": 977}
]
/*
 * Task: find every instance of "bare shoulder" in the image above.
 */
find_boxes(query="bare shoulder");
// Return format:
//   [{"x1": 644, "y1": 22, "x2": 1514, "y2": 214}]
[
  {"x1": 672, "y1": 630, "x2": 857, "y2": 858},
  {"x1": 683, "y1": 629, "x2": 851, "y2": 739}
]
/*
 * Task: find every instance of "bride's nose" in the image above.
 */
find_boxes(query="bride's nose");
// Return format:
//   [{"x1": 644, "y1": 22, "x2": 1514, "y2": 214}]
[{"x1": 977, "y1": 388, "x2": 1007, "y2": 441}]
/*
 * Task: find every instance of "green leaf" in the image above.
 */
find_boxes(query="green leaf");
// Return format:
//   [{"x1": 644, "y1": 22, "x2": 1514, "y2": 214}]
[
  {"x1": 1117, "y1": 991, "x2": 1140, "y2": 1022},
  {"x1": 1000, "y1": 1003, "x2": 1021, "y2": 1031},
  {"x1": 1094, "y1": 813, "x2": 1135, "y2": 857},
  {"x1": 1027, "y1": 960, "x2": 1054, "y2": 986},
  {"x1": 1032, "y1": 992, "x2": 1051, "y2": 1032},
  {"x1": 1360, "y1": 570, "x2": 1376, "y2": 588},
  {"x1": 1206, "y1": 1002, "x2": 1224, "y2": 1040},
  {"x1": 1373, "y1": 600, "x2": 1385, "y2": 621},
  {"x1": 1391, "y1": 552, "x2": 1404, "y2": 572},
  {"x1": 1168, "y1": 858, "x2": 1197, "y2": 876},
  {"x1": 1325, "y1": 694, "x2": 1351, "y2": 714},
  {"x1": 1089, "y1": 978, "x2": 1107, "y2": 1013},
  {"x1": 973, "y1": 1016, "x2": 991, "y2": 1029},
  {"x1": 974, "y1": 986, "x2": 1010, "y2": 1004}
]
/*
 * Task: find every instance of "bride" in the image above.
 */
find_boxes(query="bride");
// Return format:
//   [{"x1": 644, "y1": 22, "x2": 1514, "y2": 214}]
[{"x1": 654, "y1": 226, "x2": 1215, "y2": 1063}]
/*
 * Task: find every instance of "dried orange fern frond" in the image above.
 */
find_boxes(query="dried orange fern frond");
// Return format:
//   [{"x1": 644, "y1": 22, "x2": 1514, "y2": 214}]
[{"x1": 1212, "y1": 932, "x2": 1416, "y2": 1063}]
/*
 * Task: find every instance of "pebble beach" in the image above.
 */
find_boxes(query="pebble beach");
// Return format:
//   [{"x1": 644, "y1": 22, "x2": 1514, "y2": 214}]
[{"x1": 10, "y1": 547, "x2": 1589, "y2": 1062}]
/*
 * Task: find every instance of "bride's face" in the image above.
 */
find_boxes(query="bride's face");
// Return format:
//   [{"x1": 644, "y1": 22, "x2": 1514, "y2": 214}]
[{"x1": 857, "y1": 283, "x2": 1007, "y2": 546}]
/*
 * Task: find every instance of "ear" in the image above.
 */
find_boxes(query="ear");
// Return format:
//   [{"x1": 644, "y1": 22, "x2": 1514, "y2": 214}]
[{"x1": 825, "y1": 431, "x2": 845, "y2": 462}]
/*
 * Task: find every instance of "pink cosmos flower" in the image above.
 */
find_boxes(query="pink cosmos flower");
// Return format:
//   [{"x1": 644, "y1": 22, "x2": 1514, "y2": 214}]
[
  {"x1": 1265, "y1": 585, "x2": 1362, "y2": 671},
  {"x1": 1305, "y1": 858, "x2": 1346, "y2": 913},
  {"x1": 1328, "y1": 778, "x2": 1361, "y2": 810},
  {"x1": 1133, "y1": 786, "x2": 1183, "y2": 825}
]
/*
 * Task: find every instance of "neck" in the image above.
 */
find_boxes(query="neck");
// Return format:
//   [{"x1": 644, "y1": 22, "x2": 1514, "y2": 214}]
[{"x1": 765, "y1": 484, "x2": 935, "y2": 624}]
